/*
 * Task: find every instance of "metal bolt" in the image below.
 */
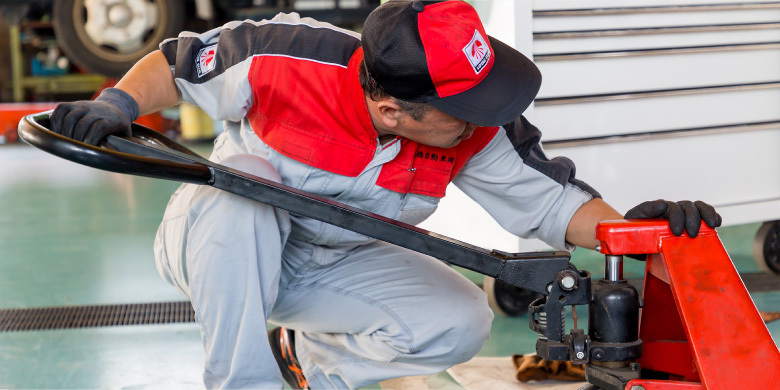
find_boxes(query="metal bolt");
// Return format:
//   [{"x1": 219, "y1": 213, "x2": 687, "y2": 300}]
[
  {"x1": 546, "y1": 283, "x2": 553, "y2": 293},
  {"x1": 592, "y1": 348, "x2": 604, "y2": 360},
  {"x1": 560, "y1": 275, "x2": 576, "y2": 290},
  {"x1": 630, "y1": 386, "x2": 645, "y2": 390},
  {"x1": 595, "y1": 244, "x2": 601, "y2": 252},
  {"x1": 576, "y1": 351, "x2": 585, "y2": 359},
  {"x1": 557, "y1": 269, "x2": 579, "y2": 291}
]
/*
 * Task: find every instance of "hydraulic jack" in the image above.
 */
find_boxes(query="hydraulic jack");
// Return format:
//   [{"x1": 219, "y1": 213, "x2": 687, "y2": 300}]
[
  {"x1": 534, "y1": 219, "x2": 780, "y2": 389},
  {"x1": 18, "y1": 113, "x2": 780, "y2": 389}
]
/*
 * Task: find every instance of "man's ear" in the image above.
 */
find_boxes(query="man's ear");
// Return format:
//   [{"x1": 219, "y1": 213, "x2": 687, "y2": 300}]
[{"x1": 375, "y1": 99, "x2": 403, "y2": 129}]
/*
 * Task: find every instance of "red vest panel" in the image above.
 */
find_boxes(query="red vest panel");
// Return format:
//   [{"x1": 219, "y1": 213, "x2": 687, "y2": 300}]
[{"x1": 246, "y1": 47, "x2": 498, "y2": 198}]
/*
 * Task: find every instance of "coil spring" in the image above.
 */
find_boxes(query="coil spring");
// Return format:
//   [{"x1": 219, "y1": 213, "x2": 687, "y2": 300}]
[{"x1": 537, "y1": 307, "x2": 566, "y2": 340}]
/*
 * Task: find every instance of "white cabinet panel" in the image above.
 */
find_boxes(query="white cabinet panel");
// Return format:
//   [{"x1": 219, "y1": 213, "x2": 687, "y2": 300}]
[
  {"x1": 533, "y1": 0, "x2": 780, "y2": 11},
  {"x1": 534, "y1": 28, "x2": 780, "y2": 55},
  {"x1": 545, "y1": 127, "x2": 780, "y2": 224},
  {"x1": 536, "y1": 47, "x2": 780, "y2": 98},
  {"x1": 535, "y1": 85, "x2": 780, "y2": 140},
  {"x1": 419, "y1": 128, "x2": 780, "y2": 253},
  {"x1": 420, "y1": 128, "x2": 780, "y2": 253},
  {"x1": 534, "y1": 9, "x2": 780, "y2": 33}
]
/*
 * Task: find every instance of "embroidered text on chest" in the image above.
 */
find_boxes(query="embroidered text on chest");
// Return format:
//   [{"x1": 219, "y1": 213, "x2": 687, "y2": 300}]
[{"x1": 415, "y1": 151, "x2": 455, "y2": 164}]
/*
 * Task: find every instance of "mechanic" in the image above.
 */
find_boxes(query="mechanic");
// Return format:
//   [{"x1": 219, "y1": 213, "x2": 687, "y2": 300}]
[{"x1": 49, "y1": 1, "x2": 721, "y2": 389}]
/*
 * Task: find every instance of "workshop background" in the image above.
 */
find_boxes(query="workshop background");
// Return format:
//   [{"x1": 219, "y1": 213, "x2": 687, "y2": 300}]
[{"x1": 1, "y1": 0, "x2": 779, "y2": 389}]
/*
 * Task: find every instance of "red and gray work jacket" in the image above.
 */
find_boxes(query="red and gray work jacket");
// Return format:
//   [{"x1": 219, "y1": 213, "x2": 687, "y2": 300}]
[{"x1": 159, "y1": 13, "x2": 599, "y2": 250}]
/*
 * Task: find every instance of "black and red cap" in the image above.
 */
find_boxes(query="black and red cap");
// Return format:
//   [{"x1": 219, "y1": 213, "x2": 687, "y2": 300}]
[{"x1": 361, "y1": 0, "x2": 542, "y2": 127}]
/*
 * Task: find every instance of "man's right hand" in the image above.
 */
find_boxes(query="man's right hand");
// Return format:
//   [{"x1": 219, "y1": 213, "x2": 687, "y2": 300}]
[
  {"x1": 624, "y1": 199, "x2": 722, "y2": 238},
  {"x1": 51, "y1": 88, "x2": 140, "y2": 146}
]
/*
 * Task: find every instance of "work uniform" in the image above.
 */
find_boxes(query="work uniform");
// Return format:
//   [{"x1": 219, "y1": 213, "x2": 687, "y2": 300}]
[{"x1": 153, "y1": 13, "x2": 599, "y2": 389}]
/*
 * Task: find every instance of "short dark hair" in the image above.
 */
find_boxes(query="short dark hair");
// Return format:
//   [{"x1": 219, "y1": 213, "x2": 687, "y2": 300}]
[{"x1": 359, "y1": 59, "x2": 432, "y2": 121}]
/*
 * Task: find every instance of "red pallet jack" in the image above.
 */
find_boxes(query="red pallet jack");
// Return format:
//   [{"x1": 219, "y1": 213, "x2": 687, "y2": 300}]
[
  {"x1": 17, "y1": 113, "x2": 780, "y2": 389},
  {"x1": 592, "y1": 221, "x2": 780, "y2": 389}
]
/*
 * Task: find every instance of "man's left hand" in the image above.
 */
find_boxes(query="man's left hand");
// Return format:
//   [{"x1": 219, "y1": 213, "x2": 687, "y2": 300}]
[{"x1": 624, "y1": 200, "x2": 722, "y2": 237}]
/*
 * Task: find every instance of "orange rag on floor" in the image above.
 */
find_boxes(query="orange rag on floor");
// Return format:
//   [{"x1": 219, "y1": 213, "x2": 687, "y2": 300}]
[
  {"x1": 512, "y1": 310, "x2": 780, "y2": 382},
  {"x1": 761, "y1": 311, "x2": 780, "y2": 323},
  {"x1": 512, "y1": 354, "x2": 585, "y2": 382},
  {"x1": 511, "y1": 311, "x2": 780, "y2": 383}
]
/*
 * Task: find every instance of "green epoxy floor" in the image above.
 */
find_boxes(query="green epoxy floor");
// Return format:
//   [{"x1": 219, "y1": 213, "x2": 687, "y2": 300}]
[{"x1": 1, "y1": 142, "x2": 778, "y2": 388}]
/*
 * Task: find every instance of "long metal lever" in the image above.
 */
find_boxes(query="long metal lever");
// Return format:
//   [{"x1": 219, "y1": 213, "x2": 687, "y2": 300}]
[{"x1": 19, "y1": 112, "x2": 571, "y2": 294}]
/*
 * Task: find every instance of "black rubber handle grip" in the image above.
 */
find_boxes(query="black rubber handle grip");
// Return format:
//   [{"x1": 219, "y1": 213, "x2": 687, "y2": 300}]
[{"x1": 18, "y1": 111, "x2": 213, "y2": 184}]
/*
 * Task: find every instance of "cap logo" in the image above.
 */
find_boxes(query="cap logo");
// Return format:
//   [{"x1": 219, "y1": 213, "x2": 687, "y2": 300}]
[
  {"x1": 196, "y1": 44, "x2": 218, "y2": 77},
  {"x1": 462, "y1": 30, "x2": 491, "y2": 74}
]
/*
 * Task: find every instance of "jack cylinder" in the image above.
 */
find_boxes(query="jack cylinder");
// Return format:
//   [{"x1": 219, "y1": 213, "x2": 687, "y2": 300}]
[
  {"x1": 589, "y1": 279, "x2": 640, "y2": 351},
  {"x1": 605, "y1": 255, "x2": 623, "y2": 281}
]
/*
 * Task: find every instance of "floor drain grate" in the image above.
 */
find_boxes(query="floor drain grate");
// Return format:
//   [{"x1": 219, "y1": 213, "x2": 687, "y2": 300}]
[
  {"x1": 0, "y1": 301, "x2": 195, "y2": 332},
  {"x1": 1, "y1": 272, "x2": 778, "y2": 332},
  {"x1": 739, "y1": 272, "x2": 780, "y2": 293}
]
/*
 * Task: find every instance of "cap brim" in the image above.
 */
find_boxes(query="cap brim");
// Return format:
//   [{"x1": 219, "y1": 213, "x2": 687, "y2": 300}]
[{"x1": 429, "y1": 37, "x2": 542, "y2": 127}]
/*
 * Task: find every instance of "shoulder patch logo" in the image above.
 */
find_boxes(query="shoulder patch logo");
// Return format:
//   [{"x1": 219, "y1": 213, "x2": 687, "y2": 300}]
[
  {"x1": 196, "y1": 44, "x2": 218, "y2": 78},
  {"x1": 462, "y1": 30, "x2": 491, "y2": 74}
]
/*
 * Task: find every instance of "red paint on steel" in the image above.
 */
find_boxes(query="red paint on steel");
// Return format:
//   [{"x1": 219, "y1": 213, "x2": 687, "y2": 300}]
[
  {"x1": 639, "y1": 269, "x2": 698, "y2": 380},
  {"x1": 0, "y1": 103, "x2": 59, "y2": 142},
  {"x1": 597, "y1": 220, "x2": 780, "y2": 389},
  {"x1": 626, "y1": 379, "x2": 704, "y2": 389},
  {"x1": 596, "y1": 219, "x2": 716, "y2": 255}
]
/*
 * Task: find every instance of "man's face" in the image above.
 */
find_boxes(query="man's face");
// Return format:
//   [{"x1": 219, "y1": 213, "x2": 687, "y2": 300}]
[{"x1": 393, "y1": 107, "x2": 478, "y2": 149}]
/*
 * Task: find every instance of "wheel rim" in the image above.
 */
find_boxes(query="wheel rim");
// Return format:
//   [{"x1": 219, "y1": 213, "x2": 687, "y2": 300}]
[
  {"x1": 73, "y1": 0, "x2": 167, "y2": 63},
  {"x1": 763, "y1": 222, "x2": 780, "y2": 273}
]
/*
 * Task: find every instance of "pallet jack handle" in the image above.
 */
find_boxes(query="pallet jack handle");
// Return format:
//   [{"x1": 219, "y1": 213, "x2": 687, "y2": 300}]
[
  {"x1": 18, "y1": 111, "x2": 574, "y2": 296},
  {"x1": 17, "y1": 112, "x2": 213, "y2": 184}
]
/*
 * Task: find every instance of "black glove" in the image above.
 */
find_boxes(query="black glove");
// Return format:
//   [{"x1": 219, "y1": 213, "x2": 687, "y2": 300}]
[
  {"x1": 624, "y1": 199, "x2": 722, "y2": 238},
  {"x1": 51, "y1": 88, "x2": 140, "y2": 146}
]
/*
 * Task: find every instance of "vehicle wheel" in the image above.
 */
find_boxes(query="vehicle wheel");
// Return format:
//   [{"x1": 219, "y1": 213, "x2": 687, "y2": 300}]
[
  {"x1": 483, "y1": 276, "x2": 543, "y2": 317},
  {"x1": 53, "y1": 0, "x2": 185, "y2": 78},
  {"x1": 753, "y1": 221, "x2": 780, "y2": 274}
]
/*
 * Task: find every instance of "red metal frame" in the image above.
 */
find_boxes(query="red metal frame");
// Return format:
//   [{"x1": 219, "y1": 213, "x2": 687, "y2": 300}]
[
  {"x1": 625, "y1": 380, "x2": 704, "y2": 390},
  {"x1": 2, "y1": 78, "x2": 166, "y2": 144},
  {"x1": 0, "y1": 103, "x2": 59, "y2": 143},
  {"x1": 597, "y1": 220, "x2": 780, "y2": 390},
  {"x1": 1, "y1": 101, "x2": 165, "y2": 144}
]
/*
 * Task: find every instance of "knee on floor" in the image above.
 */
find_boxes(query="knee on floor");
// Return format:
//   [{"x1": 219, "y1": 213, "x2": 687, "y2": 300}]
[{"x1": 220, "y1": 154, "x2": 281, "y2": 183}]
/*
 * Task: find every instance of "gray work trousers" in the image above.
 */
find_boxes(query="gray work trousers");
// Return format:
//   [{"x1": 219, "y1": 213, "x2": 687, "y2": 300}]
[{"x1": 153, "y1": 154, "x2": 493, "y2": 389}]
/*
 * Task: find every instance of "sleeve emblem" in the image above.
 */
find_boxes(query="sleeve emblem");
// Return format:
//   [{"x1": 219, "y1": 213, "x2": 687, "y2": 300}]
[{"x1": 196, "y1": 44, "x2": 218, "y2": 77}]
